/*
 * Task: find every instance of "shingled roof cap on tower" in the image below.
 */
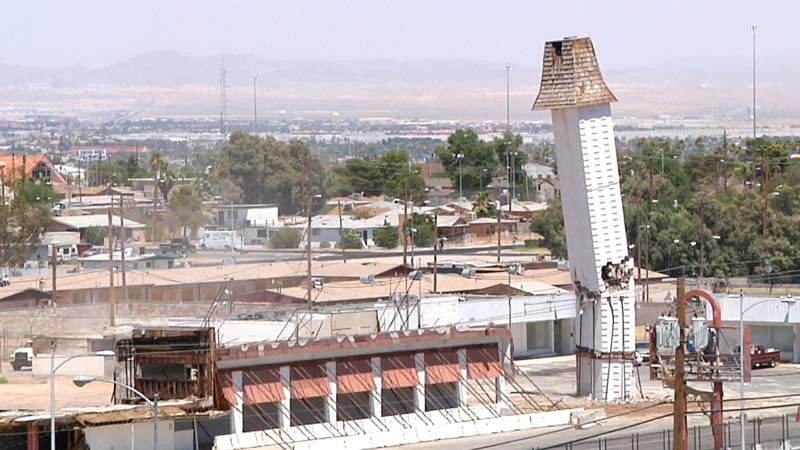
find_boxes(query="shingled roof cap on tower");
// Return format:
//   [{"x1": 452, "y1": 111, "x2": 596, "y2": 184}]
[{"x1": 532, "y1": 36, "x2": 617, "y2": 111}]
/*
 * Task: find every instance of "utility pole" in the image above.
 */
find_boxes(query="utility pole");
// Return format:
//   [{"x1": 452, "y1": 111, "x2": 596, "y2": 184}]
[
  {"x1": 306, "y1": 171, "x2": 313, "y2": 309},
  {"x1": 673, "y1": 276, "x2": 687, "y2": 450},
  {"x1": 402, "y1": 152, "x2": 409, "y2": 267},
  {"x1": 511, "y1": 151, "x2": 516, "y2": 205},
  {"x1": 219, "y1": 60, "x2": 227, "y2": 136},
  {"x1": 107, "y1": 209, "x2": 116, "y2": 327},
  {"x1": 119, "y1": 195, "x2": 127, "y2": 311},
  {"x1": 506, "y1": 65, "x2": 512, "y2": 210},
  {"x1": 338, "y1": 200, "x2": 346, "y2": 263},
  {"x1": 433, "y1": 215, "x2": 438, "y2": 293},
  {"x1": 496, "y1": 203, "x2": 502, "y2": 263},
  {"x1": 763, "y1": 156, "x2": 770, "y2": 238},
  {"x1": 252, "y1": 76, "x2": 259, "y2": 133},
  {"x1": 751, "y1": 25, "x2": 757, "y2": 139},
  {"x1": 698, "y1": 200, "x2": 705, "y2": 279},
  {"x1": 51, "y1": 244, "x2": 57, "y2": 307},
  {"x1": 646, "y1": 163, "x2": 654, "y2": 302},
  {"x1": 152, "y1": 170, "x2": 158, "y2": 242},
  {"x1": 505, "y1": 65, "x2": 511, "y2": 132},
  {"x1": 636, "y1": 197, "x2": 643, "y2": 302}
]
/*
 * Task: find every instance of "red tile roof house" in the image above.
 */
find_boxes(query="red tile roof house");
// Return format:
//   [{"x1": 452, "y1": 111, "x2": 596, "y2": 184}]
[{"x1": 0, "y1": 154, "x2": 66, "y2": 184}]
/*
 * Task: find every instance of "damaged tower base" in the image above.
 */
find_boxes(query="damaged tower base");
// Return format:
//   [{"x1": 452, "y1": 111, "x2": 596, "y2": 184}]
[
  {"x1": 533, "y1": 37, "x2": 636, "y2": 402},
  {"x1": 576, "y1": 293, "x2": 636, "y2": 400}
]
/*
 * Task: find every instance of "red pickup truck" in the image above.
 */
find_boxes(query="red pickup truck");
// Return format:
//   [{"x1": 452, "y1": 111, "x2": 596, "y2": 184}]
[{"x1": 749, "y1": 345, "x2": 781, "y2": 369}]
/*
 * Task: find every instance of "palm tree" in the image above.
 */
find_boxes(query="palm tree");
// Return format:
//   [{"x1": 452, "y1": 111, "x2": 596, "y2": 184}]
[
  {"x1": 148, "y1": 152, "x2": 166, "y2": 241},
  {"x1": 472, "y1": 191, "x2": 496, "y2": 218}
]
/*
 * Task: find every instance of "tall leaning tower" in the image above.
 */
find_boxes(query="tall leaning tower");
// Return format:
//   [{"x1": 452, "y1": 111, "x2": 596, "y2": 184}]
[{"x1": 533, "y1": 37, "x2": 636, "y2": 401}]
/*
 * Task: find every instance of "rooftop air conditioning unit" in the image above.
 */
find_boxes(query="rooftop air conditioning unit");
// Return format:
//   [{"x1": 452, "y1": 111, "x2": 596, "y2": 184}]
[
  {"x1": 460, "y1": 267, "x2": 476, "y2": 278},
  {"x1": 359, "y1": 274, "x2": 375, "y2": 284}
]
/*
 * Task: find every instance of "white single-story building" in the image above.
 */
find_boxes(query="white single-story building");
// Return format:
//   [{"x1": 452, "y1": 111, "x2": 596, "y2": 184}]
[
  {"x1": 709, "y1": 293, "x2": 800, "y2": 363},
  {"x1": 80, "y1": 251, "x2": 177, "y2": 271}
]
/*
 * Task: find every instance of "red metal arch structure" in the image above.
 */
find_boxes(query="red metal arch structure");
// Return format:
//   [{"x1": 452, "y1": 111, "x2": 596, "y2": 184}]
[{"x1": 683, "y1": 290, "x2": 724, "y2": 450}]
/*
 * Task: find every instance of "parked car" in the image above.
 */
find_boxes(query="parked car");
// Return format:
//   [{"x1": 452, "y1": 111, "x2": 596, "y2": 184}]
[
  {"x1": 750, "y1": 345, "x2": 780, "y2": 369},
  {"x1": 634, "y1": 341, "x2": 650, "y2": 366},
  {"x1": 9, "y1": 340, "x2": 33, "y2": 371},
  {"x1": 170, "y1": 238, "x2": 197, "y2": 254}
]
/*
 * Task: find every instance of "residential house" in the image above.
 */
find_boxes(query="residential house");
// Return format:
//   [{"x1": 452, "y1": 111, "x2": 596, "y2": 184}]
[
  {"x1": 49, "y1": 214, "x2": 147, "y2": 241},
  {"x1": 80, "y1": 251, "x2": 177, "y2": 271},
  {"x1": 129, "y1": 177, "x2": 196, "y2": 200},
  {"x1": 466, "y1": 217, "x2": 518, "y2": 242},
  {"x1": 502, "y1": 201, "x2": 547, "y2": 222},
  {"x1": 536, "y1": 175, "x2": 558, "y2": 201},
  {"x1": 0, "y1": 154, "x2": 65, "y2": 184}
]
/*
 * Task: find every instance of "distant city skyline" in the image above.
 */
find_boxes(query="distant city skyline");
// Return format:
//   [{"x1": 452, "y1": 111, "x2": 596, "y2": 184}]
[{"x1": 2, "y1": 1, "x2": 798, "y2": 69}]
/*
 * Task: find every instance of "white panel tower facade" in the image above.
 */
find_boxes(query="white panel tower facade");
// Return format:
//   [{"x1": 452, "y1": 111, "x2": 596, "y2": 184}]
[{"x1": 533, "y1": 37, "x2": 636, "y2": 401}]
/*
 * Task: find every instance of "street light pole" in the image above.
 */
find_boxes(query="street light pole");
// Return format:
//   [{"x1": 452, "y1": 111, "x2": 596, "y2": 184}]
[
  {"x1": 51, "y1": 351, "x2": 115, "y2": 450},
  {"x1": 73, "y1": 376, "x2": 157, "y2": 449},
  {"x1": 738, "y1": 295, "x2": 797, "y2": 450},
  {"x1": 751, "y1": 25, "x2": 757, "y2": 139},
  {"x1": 739, "y1": 291, "x2": 745, "y2": 450},
  {"x1": 252, "y1": 76, "x2": 259, "y2": 133},
  {"x1": 456, "y1": 153, "x2": 464, "y2": 200}
]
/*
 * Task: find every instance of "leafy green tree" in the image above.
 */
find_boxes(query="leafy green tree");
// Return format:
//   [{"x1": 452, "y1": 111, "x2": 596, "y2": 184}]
[
  {"x1": 331, "y1": 158, "x2": 383, "y2": 197},
  {"x1": 0, "y1": 179, "x2": 52, "y2": 268},
  {"x1": 529, "y1": 197, "x2": 567, "y2": 259},
  {"x1": 270, "y1": 228, "x2": 302, "y2": 249},
  {"x1": 472, "y1": 191, "x2": 497, "y2": 218},
  {"x1": 212, "y1": 132, "x2": 328, "y2": 214},
  {"x1": 168, "y1": 185, "x2": 207, "y2": 240},
  {"x1": 83, "y1": 227, "x2": 107, "y2": 246},
  {"x1": 336, "y1": 229, "x2": 363, "y2": 249},
  {"x1": 373, "y1": 223, "x2": 399, "y2": 249},
  {"x1": 87, "y1": 156, "x2": 147, "y2": 186},
  {"x1": 378, "y1": 150, "x2": 426, "y2": 201},
  {"x1": 436, "y1": 129, "x2": 499, "y2": 191},
  {"x1": 408, "y1": 213, "x2": 435, "y2": 247}
]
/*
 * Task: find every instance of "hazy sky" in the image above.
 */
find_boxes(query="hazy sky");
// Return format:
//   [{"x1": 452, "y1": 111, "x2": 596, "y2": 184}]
[{"x1": 2, "y1": 0, "x2": 798, "y2": 69}]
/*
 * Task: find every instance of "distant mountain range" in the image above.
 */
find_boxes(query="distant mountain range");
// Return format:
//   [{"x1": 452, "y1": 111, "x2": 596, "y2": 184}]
[{"x1": 1, "y1": 51, "x2": 798, "y2": 121}]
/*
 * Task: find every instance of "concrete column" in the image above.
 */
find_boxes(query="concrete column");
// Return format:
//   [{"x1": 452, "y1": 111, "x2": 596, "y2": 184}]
[
  {"x1": 414, "y1": 353, "x2": 426, "y2": 412},
  {"x1": 279, "y1": 366, "x2": 291, "y2": 428},
  {"x1": 495, "y1": 345, "x2": 506, "y2": 407},
  {"x1": 326, "y1": 361, "x2": 337, "y2": 423},
  {"x1": 793, "y1": 324, "x2": 800, "y2": 363},
  {"x1": 371, "y1": 356, "x2": 382, "y2": 417},
  {"x1": 457, "y1": 349, "x2": 468, "y2": 407},
  {"x1": 231, "y1": 370, "x2": 244, "y2": 434}
]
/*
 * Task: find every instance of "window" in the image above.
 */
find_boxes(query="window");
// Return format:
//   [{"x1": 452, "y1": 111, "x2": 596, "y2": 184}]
[
  {"x1": 381, "y1": 387, "x2": 416, "y2": 416},
  {"x1": 312, "y1": 229, "x2": 321, "y2": 237},
  {"x1": 243, "y1": 403, "x2": 280, "y2": 431},
  {"x1": 257, "y1": 229, "x2": 267, "y2": 238},
  {"x1": 337, "y1": 392, "x2": 371, "y2": 421},
  {"x1": 290, "y1": 397, "x2": 327, "y2": 425},
  {"x1": 526, "y1": 321, "x2": 551, "y2": 351},
  {"x1": 425, "y1": 382, "x2": 459, "y2": 411}
]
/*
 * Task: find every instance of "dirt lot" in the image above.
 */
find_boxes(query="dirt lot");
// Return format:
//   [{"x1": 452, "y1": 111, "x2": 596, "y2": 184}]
[{"x1": 0, "y1": 370, "x2": 113, "y2": 411}]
